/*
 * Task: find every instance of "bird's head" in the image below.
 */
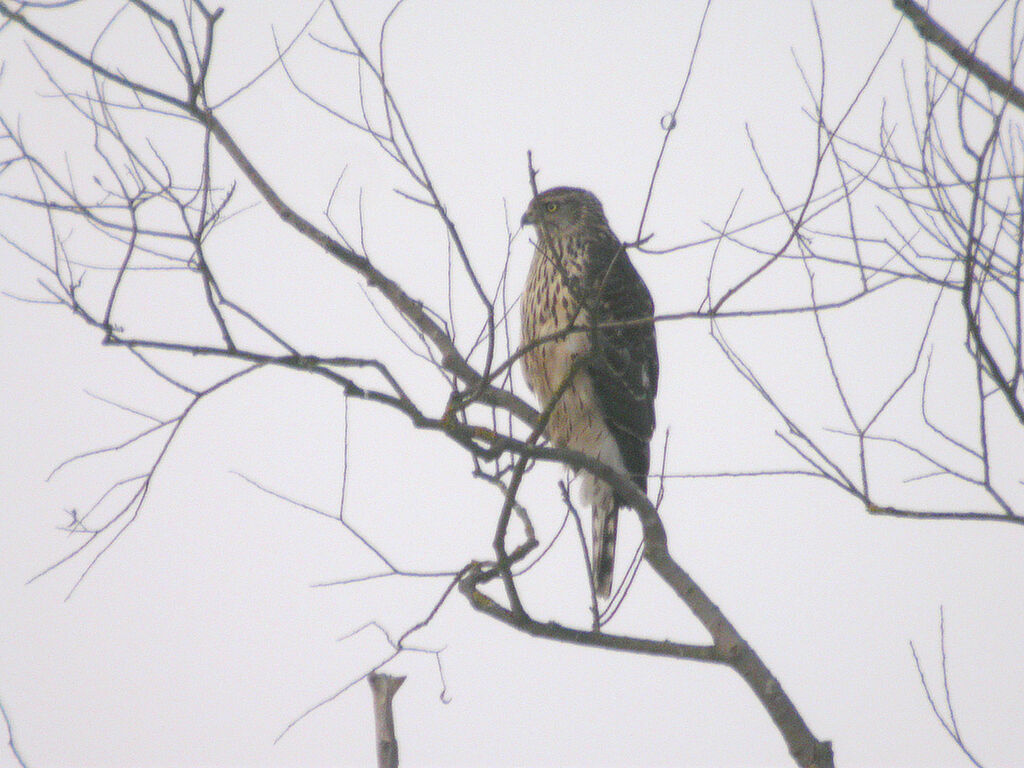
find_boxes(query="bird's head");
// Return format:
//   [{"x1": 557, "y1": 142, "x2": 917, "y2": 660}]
[{"x1": 521, "y1": 187, "x2": 607, "y2": 237}]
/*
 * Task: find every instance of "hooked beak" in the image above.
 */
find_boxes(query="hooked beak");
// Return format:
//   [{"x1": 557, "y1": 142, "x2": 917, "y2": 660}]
[{"x1": 520, "y1": 207, "x2": 535, "y2": 227}]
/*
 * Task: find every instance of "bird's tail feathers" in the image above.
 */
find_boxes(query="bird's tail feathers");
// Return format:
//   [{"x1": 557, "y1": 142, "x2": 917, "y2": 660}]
[{"x1": 591, "y1": 495, "x2": 618, "y2": 600}]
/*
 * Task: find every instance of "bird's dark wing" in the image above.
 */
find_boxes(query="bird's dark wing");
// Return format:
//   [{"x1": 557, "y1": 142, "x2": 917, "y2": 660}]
[{"x1": 583, "y1": 235, "x2": 659, "y2": 494}]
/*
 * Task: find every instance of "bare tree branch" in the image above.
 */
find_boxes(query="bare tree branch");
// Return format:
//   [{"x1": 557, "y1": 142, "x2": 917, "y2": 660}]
[
  {"x1": 0, "y1": 697, "x2": 29, "y2": 768},
  {"x1": 368, "y1": 673, "x2": 405, "y2": 768},
  {"x1": 910, "y1": 608, "x2": 988, "y2": 768},
  {"x1": 894, "y1": 0, "x2": 1024, "y2": 114},
  {"x1": 4, "y1": 2, "x2": 1022, "y2": 767}
]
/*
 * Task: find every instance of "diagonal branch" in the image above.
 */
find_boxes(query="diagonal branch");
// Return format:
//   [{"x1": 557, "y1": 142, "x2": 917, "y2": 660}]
[
  {"x1": 893, "y1": 0, "x2": 1024, "y2": 113},
  {"x1": 0, "y1": 698, "x2": 28, "y2": 768},
  {"x1": 458, "y1": 562, "x2": 721, "y2": 663}
]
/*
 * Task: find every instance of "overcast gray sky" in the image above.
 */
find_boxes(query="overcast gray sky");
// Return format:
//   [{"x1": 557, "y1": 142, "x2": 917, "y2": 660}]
[{"x1": 2, "y1": 1, "x2": 1023, "y2": 766}]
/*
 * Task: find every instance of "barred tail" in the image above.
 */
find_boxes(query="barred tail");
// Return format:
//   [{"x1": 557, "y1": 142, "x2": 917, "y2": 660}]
[{"x1": 591, "y1": 498, "x2": 618, "y2": 599}]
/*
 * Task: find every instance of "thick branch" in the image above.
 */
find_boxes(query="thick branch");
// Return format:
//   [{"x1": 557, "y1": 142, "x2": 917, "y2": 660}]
[
  {"x1": 893, "y1": 0, "x2": 1024, "y2": 113},
  {"x1": 0, "y1": 2, "x2": 538, "y2": 427},
  {"x1": 459, "y1": 566, "x2": 721, "y2": 662},
  {"x1": 454, "y1": 429, "x2": 834, "y2": 768},
  {"x1": 368, "y1": 673, "x2": 405, "y2": 768},
  {"x1": 636, "y1": 506, "x2": 833, "y2": 768},
  {"x1": 199, "y1": 111, "x2": 538, "y2": 424}
]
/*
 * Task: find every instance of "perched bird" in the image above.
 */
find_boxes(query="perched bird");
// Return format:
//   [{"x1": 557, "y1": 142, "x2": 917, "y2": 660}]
[{"x1": 520, "y1": 187, "x2": 659, "y2": 599}]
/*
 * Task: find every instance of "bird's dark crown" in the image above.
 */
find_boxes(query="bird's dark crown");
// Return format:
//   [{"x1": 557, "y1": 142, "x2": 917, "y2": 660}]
[{"x1": 521, "y1": 187, "x2": 608, "y2": 234}]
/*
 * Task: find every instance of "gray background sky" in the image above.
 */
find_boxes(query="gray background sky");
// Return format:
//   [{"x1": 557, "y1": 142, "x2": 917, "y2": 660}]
[{"x1": 2, "y1": 1, "x2": 1023, "y2": 766}]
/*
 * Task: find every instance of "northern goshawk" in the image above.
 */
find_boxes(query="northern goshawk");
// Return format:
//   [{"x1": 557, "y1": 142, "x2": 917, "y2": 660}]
[{"x1": 520, "y1": 187, "x2": 658, "y2": 599}]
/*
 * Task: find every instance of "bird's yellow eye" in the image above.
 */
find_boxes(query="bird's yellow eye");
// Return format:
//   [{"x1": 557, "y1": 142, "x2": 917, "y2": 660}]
[{"x1": 545, "y1": 202, "x2": 559, "y2": 213}]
